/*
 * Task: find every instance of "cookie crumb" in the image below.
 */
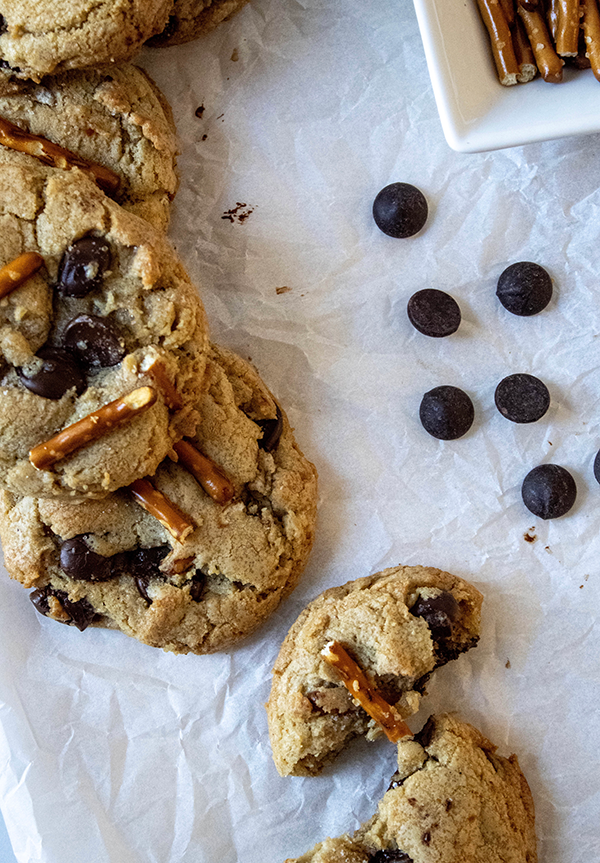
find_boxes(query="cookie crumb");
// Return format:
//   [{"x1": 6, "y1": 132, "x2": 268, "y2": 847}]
[
  {"x1": 231, "y1": 49, "x2": 239, "y2": 61},
  {"x1": 222, "y1": 202, "x2": 254, "y2": 224},
  {"x1": 505, "y1": 659, "x2": 511, "y2": 668},
  {"x1": 523, "y1": 528, "x2": 537, "y2": 543}
]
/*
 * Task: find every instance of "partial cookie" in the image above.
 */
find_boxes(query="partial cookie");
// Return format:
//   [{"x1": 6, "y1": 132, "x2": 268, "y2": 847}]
[
  {"x1": 0, "y1": 156, "x2": 209, "y2": 498},
  {"x1": 267, "y1": 567, "x2": 482, "y2": 776},
  {"x1": 0, "y1": 64, "x2": 178, "y2": 230},
  {"x1": 147, "y1": 0, "x2": 250, "y2": 47},
  {"x1": 0, "y1": 343, "x2": 318, "y2": 654},
  {"x1": 0, "y1": 0, "x2": 172, "y2": 81},
  {"x1": 285, "y1": 713, "x2": 537, "y2": 863}
]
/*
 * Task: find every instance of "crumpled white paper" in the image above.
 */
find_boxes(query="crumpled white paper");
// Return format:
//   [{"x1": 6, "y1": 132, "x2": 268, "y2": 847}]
[{"x1": 1, "y1": 1, "x2": 599, "y2": 861}]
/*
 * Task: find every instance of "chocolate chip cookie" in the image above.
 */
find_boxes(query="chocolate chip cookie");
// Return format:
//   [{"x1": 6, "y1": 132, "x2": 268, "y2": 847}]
[
  {"x1": 147, "y1": 0, "x2": 250, "y2": 47},
  {"x1": 267, "y1": 567, "x2": 482, "y2": 776},
  {"x1": 0, "y1": 343, "x2": 318, "y2": 653},
  {"x1": 0, "y1": 63, "x2": 178, "y2": 230},
  {"x1": 284, "y1": 713, "x2": 537, "y2": 863},
  {"x1": 0, "y1": 0, "x2": 172, "y2": 81},
  {"x1": 0, "y1": 154, "x2": 209, "y2": 498}
]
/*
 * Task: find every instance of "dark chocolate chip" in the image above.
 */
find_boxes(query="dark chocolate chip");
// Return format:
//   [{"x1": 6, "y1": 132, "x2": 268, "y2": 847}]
[
  {"x1": 410, "y1": 591, "x2": 459, "y2": 640},
  {"x1": 494, "y1": 374, "x2": 550, "y2": 424},
  {"x1": 407, "y1": 289, "x2": 461, "y2": 338},
  {"x1": 256, "y1": 405, "x2": 283, "y2": 451},
  {"x1": 59, "y1": 537, "x2": 113, "y2": 582},
  {"x1": 0, "y1": 58, "x2": 20, "y2": 72},
  {"x1": 496, "y1": 262, "x2": 552, "y2": 316},
  {"x1": 415, "y1": 716, "x2": 436, "y2": 748},
  {"x1": 369, "y1": 851, "x2": 413, "y2": 863},
  {"x1": 594, "y1": 449, "x2": 600, "y2": 485},
  {"x1": 57, "y1": 236, "x2": 111, "y2": 297},
  {"x1": 521, "y1": 464, "x2": 576, "y2": 519},
  {"x1": 189, "y1": 573, "x2": 206, "y2": 602},
  {"x1": 110, "y1": 546, "x2": 169, "y2": 604},
  {"x1": 419, "y1": 385, "x2": 474, "y2": 440},
  {"x1": 17, "y1": 347, "x2": 86, "y2": 400},
  {"x1": 29, "y1": 586, "x2": 97, "y2": 631},
  {"x1": 0, "y1": 16, "x2": 7, "y2": 35},
  {"x1": 63, "y1": 314, "x2": 125, "y2": 368},
  {"x1": 373, "y1": 182, "x2": 428, "y2": 239}
]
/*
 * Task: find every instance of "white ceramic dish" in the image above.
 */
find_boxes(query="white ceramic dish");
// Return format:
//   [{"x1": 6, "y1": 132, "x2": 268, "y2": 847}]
[{"x1": 413, "y1": 0, "x2": 600, "y2": 152}]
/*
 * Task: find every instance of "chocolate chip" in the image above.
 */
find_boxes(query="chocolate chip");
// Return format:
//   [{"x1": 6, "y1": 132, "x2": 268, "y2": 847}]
[
  {"x1": 29, "y1": 586, "x2": 97, "y2": 631},
  {"x1": 59, "y1": 537, "x2": 113, "y2": 582},
  {"x1": 373, "y1": 182, "x2": 428, "y2": 238},
  {"x1": 521, "y1": 464, "x2": 577, "y2": 519},
  {"x1": 63, "y1": 314, "x2": 125, "y2": 368},
  {"x1": 594, "y1": 450, "x2": 600, "y2": 485},
  {"x1": 256, "y1": 405, "x2": 283, "y2": 451},
  {"x1": 496, "y1": 262, "x2": 552, "y2": 316},
  {"x1": 369, "y1": 851, "x2": 413, "y2": 863},
  {"x1": 189, "y1": 573, "x2": 206, "y2": 602},
  {"x1": 407, "y1": 289, "x2": 461, "y2": 337},
  {"x1": 0, "y1": 59, "x2": 20, "y2": 72},
  {"x1": 494, "y1": 374, "x2": 550, "y2": 423},
  {"x1": 410, "y1": 591, "x2": 459, "y2": 640},
  {"x1": 109, "y1": 545, "x2": 169, "y2": 603},
  {"x1": 57, "y1": 236, "x2": 111, "y2": 297},
  {"x1": 17, "y1": 347, "x2": 86, "y2": 400},
  {"x1": 0, "y1": 16, "x2": 7, "y2": 35},
  {"x1": 419, "y1": 385, "x2": 474, "y2": 440}
]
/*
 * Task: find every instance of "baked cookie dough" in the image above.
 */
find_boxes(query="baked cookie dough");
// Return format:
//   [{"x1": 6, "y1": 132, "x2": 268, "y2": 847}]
[
  {"x1": 0, "y1": 343, "x2": 318, "y2": 654},
  {"x1": 0, "y1": 155, "x2": 209, "y2": 498},
  {"x1": 285, "y1": 713, "x2": 537, "y2": 863},
  {"x1": 0, "y1": 0, "x2": 172, "y2": 81},
  {"x1": 0, "y1": 63, "x2": 178, "y2": 230},
  {"x1": 267, "y1": 567, "x2": 482, "y2": 776},
  {"x1": 148, "y1": 0, "x2": 250, "y2": 47}
]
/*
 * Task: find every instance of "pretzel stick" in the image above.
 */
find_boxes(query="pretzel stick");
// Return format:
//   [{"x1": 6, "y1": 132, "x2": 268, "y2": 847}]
[
  {"x1": 582, "y1": 0, "x2": 600, "y2": 79},
  {"x1": 140, "y1": 356, "x2": 183, "y2": 410},
  {"x1": 518, "y1": 5, "x2": 565, "y2": 80},
  {"x1": 547, "y1": 0, "x2": 561, "y2": 39},
  {"x1": 320, "y1": 641, "x2": 413, "y2": 743},
  {"x1": 0, "y1": 252, "x2": 44, "y2": 299},
  {"x1": 29, "y1": 386, "x2": 157, "y2": 470},
  {"x1": 476, "y1": 0, "x2": 520, "y2": 85},
  {"x1": 556, "y1": 0, "x2": 582, "y2": 55},
  {"x1": 173, "y1": 440, "x2": 235, "y2": 505},
  {"x1": 130, "y1": 478, "x2": 194, "y2": 542},
  {"x1": 0, "y1": 115, "x2": 120, "y2": 195},
  {"x1": 500, "y1": 0, "x2": 516, "y2": 25},
  {"x1": 513, "y1": 15, "x2": 538, "y2": 79}
]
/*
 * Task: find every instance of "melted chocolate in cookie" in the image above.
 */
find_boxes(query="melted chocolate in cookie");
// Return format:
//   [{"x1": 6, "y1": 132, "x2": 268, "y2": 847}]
[
  {"x1": 60, "y1": 536, "x2": 113, "y2": 582},
  {"x1": 369, "y1": 851, "x2": 413, "y2": 863},
  {"x1": 17, "y1": 347, "x2": 86, "y2": 399},
  {"x1": 57, "y1": 235, "x2": 111, "y2": 297},
  {"x1": 30, "y1": 586, "x2": 98, "y2": 631},
  {"x1": 63, "y1": 314, "x2": 125, "y2": 368},
  {"x1": 256, "y1": 405, "x2": 283, "y2": 451},
  {"x1": 410, "y1": 591, "x2": 459, "y2": 640}
]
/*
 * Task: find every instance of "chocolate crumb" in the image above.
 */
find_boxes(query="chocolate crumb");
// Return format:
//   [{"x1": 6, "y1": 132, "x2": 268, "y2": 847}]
[
  {"x1": 505, "y1": 659, "x2": 511, "y2": 668},
  {"x1": 195, "y1": 105, "x2": 205, "y2": 118},
  {"x1": 523, "y1": 529, "x2": 537, "y2": 543},
  {"x1": 231, "y1": 49, "x2": 239, "y2": 61},
  {"x1": 422, "y1": 831, "x2": 432, "y2": 846},
  {"x1": 222, "y1": 202, "x2": 255, "y2": 224},
  {"x1": 276, "y1": 286, "x2": 291, "y2": 295},
  {"x1": 201, "y1": 134, "x2": 208, "y2": 141}
]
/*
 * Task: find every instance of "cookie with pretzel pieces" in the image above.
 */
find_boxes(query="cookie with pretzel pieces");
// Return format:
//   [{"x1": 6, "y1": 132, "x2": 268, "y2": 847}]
[
  {"x1": 0, "y1": 0, "x2": 172, "y2": 82},
  {"x1": 0, "y1": 63, "x2": 178, "y2": 230},
  {"x1": 284, "y1": 713, "x2": 537, "y2": 863},
  {"x1": 0, "y1": 153, "x2": 209, "y2": 498},
  {"x1": 147, "y1": 0, "x2": 250, "y2": 47},
  {"x1": 0, "y1": 343, "x2": 318, "y2": 654},
  {"x1": 267, "y1": 567, "x2": 482, "y2": 777}
]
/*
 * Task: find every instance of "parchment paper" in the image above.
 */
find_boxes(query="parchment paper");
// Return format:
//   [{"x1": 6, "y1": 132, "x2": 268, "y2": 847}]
[{"x1": 1, "y1": 1, "x2": 599, "y2": 861}]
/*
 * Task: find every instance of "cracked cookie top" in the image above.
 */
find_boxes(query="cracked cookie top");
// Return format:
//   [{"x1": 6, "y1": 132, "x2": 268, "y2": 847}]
[
  {"x1": 0, "y1": 343, "x2": 318, "y2": 654},
  {"x1": 0, "y1": 154, "x2": 209, "y2": 498},
  {"x1": 285, "y1": 713, "x2": 537, "y2": 863},
  {"x1": 0, "y1": 0, "x2": 172, "y2": 81},
  {"x1": 0, "y1": 63, "x2": 178, "y2": 230},
  {"x1": 267, "y1": 567, "x2": 482, "y2": 777}
]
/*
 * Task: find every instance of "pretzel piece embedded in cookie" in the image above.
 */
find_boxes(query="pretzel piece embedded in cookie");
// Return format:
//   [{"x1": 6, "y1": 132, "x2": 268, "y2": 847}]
[
  {"x1": 582, "y1": 0, "x2": 600, "y2": 80},
  {"x1": 130, "y1": 477, "x2": 195, "y2": 542},
  {"x1": 29, "y1": 387, "x2": 157, "y2": 470},
  {"x1": 0, "y1": 252, "x2": 44, "y2": 299},
  {"x1": 173, "y1": 440, "x2": 235, "y2": 505},
  {"x1": 477, "y1": 0, "x2": 520, "y2": 85},
  {"x1": 0, "y1": 115, "x2": 120, "y2": 195},
  {"x1": 555, "y1": 0, "x2": 582, "y2": 56},
  {"x1": 518, "y1": 5, "x2": 565, "y2": 80},
  {"x1": 321, "y1": 641, "x2": 413, "y2": 743}
]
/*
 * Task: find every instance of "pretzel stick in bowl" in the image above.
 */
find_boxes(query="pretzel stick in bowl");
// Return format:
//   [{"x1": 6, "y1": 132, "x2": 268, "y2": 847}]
[
  {"x1": 582, "y1": 0, "x2": 600, "y2": 80},
  {"x1": 476, "y1": 0, "x2": 520, "y2": 85},
  {"x1": 556, "y1": 0, "x2": 582, "y2": 56},
  {"x1": 500, "y1": 0, "x2": 516, "y2": 25},
  {"x1": 513, "y1": 14, "x2": 538, "y2": 80},
  {"x1": 547, "y1": 0, "x2": 561, "y2": 40},
  {"x1": 518, "y1": 4, "x2": 565, "y2": 80}
]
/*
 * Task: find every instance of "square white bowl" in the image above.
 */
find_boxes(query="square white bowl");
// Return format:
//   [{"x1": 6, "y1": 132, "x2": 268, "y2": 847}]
[{"x1": 413, "y1": 0, "x2": 600, "y2": 152}]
